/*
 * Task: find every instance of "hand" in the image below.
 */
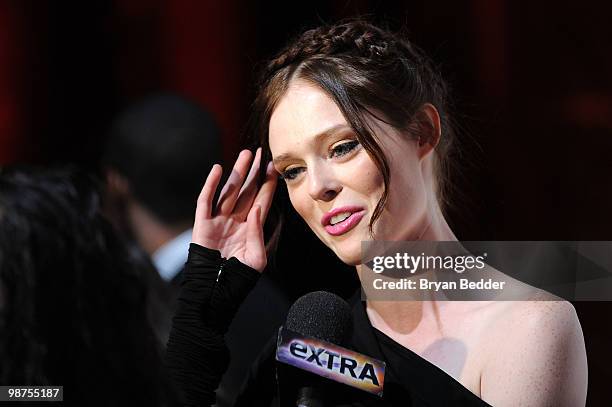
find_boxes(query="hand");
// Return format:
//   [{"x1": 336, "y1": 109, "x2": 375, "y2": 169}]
[{"x1": 192, "y1": 148, "x2": 278, "y2": 272}]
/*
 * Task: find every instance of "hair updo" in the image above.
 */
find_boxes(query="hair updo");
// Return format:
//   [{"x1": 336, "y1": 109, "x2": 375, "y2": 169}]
[{"x1": 252, "y1": 19, "x2": 457, "y2": 234}]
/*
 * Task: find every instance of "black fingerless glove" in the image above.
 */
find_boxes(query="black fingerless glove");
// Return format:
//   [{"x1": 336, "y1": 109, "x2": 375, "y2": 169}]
[{"x1": 165, "y1": 243, "x2": 260, "y2": 406}]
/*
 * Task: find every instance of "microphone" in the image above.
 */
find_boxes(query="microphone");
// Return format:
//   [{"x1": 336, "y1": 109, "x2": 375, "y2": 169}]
[{"x1": 276, "y1": 291, "x2": 385, "y2": 406}]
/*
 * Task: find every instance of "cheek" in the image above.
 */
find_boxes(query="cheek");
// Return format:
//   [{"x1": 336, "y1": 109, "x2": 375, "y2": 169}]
[
  {"x1": 287, "y1": 187, "x2": 313, "y2": 224},
  {"x1": 348, "y1": 152, "x2": 385, "y2": 198}
]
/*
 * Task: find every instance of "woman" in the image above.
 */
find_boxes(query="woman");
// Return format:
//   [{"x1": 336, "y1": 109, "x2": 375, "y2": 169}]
[{"x1": 166, "y1": 21, "x2": 587, "y2": 406}]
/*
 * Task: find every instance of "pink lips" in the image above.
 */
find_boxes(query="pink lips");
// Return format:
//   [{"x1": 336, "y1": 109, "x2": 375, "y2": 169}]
[{"x1": 321, "y1": 206, "x2": 366, "y2": 236}]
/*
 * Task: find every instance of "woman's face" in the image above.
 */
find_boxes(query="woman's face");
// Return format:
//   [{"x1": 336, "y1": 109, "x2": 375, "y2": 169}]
[{"x1": 269, "y1": 80, "x2": 433, "y2": 265}]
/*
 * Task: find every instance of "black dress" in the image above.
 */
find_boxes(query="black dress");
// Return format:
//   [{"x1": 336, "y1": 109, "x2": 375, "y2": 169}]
[{"x1": 166, "y1": 244, "x2": 492, "y2": 406}]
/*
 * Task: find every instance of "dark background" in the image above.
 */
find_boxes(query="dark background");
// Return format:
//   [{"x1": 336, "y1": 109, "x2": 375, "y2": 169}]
[{"x1": 0, "y1": 0, "x2": 610, "y2": 404}]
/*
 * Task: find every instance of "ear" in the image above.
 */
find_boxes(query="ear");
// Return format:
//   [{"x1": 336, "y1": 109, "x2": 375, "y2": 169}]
[{"x1": 413, "y1": 103, "x2": 442, "y2": 160}]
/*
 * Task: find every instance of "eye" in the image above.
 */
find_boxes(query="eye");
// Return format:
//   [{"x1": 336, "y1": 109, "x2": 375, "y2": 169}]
[
  {"x1": 280, "y1": 166, "x2": 305, "y2": 181},
  {"x1": 330, "y1": 140, "x2": 360, "y2": 158}
]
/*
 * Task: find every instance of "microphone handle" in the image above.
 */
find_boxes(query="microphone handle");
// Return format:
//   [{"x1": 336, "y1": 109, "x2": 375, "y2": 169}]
[{"x1": 296, "y1": 387, "x2": 324, "y2": 407}]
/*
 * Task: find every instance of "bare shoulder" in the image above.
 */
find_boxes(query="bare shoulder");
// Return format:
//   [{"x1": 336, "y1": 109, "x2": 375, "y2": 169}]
[
  {"x1": 497, "y1": 296, "x2": 580, "y2": 337},
  {"x1": 477, "y1": 298, "x2": 588, "y2": 406},
  {"x1": 470, "y1": 267, "x2": 581, "y2": 346},
  {"x1": 461, "y1": 296, "x2": 582, "y2": 363}
]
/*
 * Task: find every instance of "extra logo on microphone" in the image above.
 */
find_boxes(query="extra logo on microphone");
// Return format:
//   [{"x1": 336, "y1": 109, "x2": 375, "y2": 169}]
[{"x1": 275, "y1": 327, "x2": 386, "y2": 397}]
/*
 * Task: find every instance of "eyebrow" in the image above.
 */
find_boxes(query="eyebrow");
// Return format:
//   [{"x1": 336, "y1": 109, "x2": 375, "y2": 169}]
[{"x1": 272, "y1": 124, "x2": 352, "y2": 166}]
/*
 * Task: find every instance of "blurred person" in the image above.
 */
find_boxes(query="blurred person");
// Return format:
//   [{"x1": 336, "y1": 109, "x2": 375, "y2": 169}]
[
  {"x1": 0, "y1": 167, "x2": 178, "y2": 406},
  {"x1": 104, "y1": 93, "x2": 222, "y2": 286}
]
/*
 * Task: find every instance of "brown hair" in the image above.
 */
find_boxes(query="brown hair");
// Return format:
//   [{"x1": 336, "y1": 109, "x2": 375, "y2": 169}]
[{"x1": 252, "y1": 19, "x2": 457, "y2": 238}]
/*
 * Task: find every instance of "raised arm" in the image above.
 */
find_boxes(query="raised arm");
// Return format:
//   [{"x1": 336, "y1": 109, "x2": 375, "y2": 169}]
[{"x1": 165, "y1": 148, "x2": 277, "y2": 406}]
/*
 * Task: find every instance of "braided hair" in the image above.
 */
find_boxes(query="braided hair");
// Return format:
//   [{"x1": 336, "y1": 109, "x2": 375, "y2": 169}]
[{"x1": 252, "y1": 19, "x2": 457, "y2": 237}]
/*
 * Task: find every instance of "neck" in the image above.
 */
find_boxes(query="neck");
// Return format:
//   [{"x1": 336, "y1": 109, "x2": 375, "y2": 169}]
[
  {"x1": 358, "y1": 204, "x2": 457, "y2": 335},
  {"x1": 417, "y1": 199, "x2": 457, "y2": 241},
  {"x1": 357, "y1": 273, "x2": 451, "y2": 336},
  {"x1": 127, "y1": 200, "x2": 189, "y2": 255}
]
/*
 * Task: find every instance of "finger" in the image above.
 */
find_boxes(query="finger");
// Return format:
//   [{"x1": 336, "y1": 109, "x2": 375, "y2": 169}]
[
  {"x1": 195, "y1": 164, "x2": 223, "y2": 220},
  {"x1": 233, "y1": 147, "x2": 262, "y2": 220},
  {"x1": 239, "y1": 147, "x2": 262, "y2": 196},
  {"x1": 216, "y1": 150, "x2": 253, "y2": 215},
  {"x1": 253, "y1": 161, "x2": 279, "y2": 224},
  {"x1": 245, "y1": 205, "x2": 266, "y2": 272}
]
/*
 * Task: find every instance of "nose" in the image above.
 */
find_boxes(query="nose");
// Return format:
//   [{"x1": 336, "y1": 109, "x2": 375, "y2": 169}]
[{"x1": 307, "y1": 161, "x2": 342, "y2": 202}]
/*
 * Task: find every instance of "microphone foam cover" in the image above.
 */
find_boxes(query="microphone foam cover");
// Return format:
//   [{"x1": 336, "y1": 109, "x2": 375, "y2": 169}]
[{"x1": 285, "y1": 291, "x2": 353, "y2": 345}]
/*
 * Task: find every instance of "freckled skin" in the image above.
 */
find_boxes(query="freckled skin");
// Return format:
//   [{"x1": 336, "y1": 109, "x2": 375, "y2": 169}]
[
  {"x1": 268, "y1": 80, "x2": 588, "y2": 406},
  {"x1": 481, "y1": 300, "x2": 588, "y2": 406}
]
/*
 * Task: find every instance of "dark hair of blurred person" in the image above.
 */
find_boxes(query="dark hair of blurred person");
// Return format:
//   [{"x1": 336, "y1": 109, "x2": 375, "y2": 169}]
[
  {"x1": 0, "y1": 167, "x2": 178, "y2": 406},
  {"x1": 103, "y1": 93, "x2": 222, "y2": 285}
]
